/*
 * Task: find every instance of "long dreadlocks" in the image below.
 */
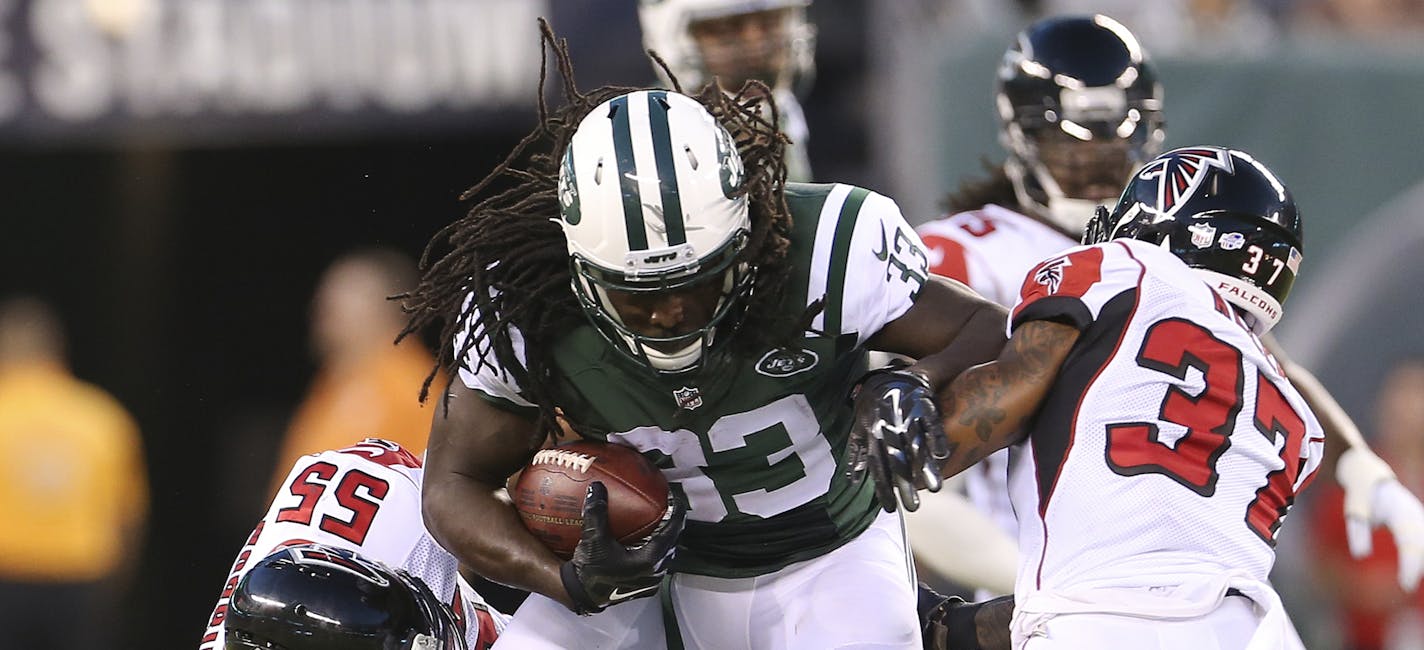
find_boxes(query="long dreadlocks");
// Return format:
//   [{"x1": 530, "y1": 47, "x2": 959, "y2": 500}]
[{"x1": 399, "y1": 20, "x2": 797, "y2": 437}]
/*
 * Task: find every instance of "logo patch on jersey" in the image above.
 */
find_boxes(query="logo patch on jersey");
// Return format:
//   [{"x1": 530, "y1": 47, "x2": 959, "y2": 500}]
[
  {"x1": 755, "y1": 347, "x2": 820, "y2": 378},
  {"x1": 1219, "y1": 232, "x2": 1246, "y2": 250},
  {"x1": 1033, "y1": 256, "x2": 1070, "y2": 295},
  {"x1": 1136, "y1": 147, "x2": 1235, "y2": 216},
  {"x1": 673, "y1": 386, "x2": 703, "y2": 410},
  {"x1": 1188, "y1": 222, "x2": 1217, "y2": 248}
]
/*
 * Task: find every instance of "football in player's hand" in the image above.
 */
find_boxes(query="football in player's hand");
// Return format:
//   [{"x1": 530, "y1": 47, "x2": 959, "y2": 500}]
[{"x1": 512, "y1": 440, "x2": 670, "y2": 560}]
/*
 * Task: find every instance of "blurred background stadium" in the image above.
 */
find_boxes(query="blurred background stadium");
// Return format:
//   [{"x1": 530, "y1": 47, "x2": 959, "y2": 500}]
[{"x1": 0, "y1": 0, "x2": 1421, "y2": 647}]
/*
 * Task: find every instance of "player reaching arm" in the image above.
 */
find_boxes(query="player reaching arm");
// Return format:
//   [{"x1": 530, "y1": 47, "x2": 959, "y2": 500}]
[
  {"x1": 1267, "y1": 339, "x2": 1424, "y2": 591},
  {"x1": 917, "y1": 13, "x2": 1424, "y2": 595},
  {"x1": 855, "y1": 146, "x2": 1329, "y2": 647}
]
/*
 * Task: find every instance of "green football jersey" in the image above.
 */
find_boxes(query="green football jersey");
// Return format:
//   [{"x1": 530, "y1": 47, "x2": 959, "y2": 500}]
[{"x1": 463, "y1": 182, "x2": 932, "y2": 578}]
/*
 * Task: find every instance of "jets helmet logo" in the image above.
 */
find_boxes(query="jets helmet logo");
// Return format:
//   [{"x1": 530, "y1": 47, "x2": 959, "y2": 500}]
[
  {"x1": 557, "y1": 146, "x2": 582, "y2": 225},
  {"x1": 1136, "y1": 147, "x2": 1235, "y2": 216},
  {"x1": 713, "y1": 124, "x2": 744, "y2": 199}
]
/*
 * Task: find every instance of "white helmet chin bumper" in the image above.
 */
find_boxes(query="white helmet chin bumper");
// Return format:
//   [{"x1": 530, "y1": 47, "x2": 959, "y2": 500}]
[{"x1": 1195, "y1": 269, "x2": 1283, "y2": 334}]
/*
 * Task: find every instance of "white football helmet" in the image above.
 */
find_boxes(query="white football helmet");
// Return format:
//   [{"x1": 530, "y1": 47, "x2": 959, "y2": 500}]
[
  {"x1": 637, "y1": 0, "x2": 815, "y2": 92},
  {"x1": 557, "y1": 90, "x2": 755, "y2": 374}
]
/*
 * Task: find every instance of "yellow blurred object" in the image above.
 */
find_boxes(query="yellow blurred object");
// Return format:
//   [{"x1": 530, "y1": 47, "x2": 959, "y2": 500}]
[
  {"x1": 0, "y1": 361, "x2": 149, "y2": 581},
  {"x1": 83, "y1": 0, "x2": 153, "y2": 39}
]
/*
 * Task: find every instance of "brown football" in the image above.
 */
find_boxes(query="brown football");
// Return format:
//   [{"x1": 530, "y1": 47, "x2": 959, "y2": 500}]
[{"x1": 512, "y1": 440, "x2": 669, "y2": 560}]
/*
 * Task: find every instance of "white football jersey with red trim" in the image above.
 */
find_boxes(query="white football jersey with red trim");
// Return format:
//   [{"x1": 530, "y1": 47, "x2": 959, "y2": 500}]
[
  {"x1": 917, "y1": 205, "x2": 1078, "y2": 546},
  {"x1": 1006, "y1": 239, "x2": 1324, "y2": 597},
  {"x1": 917, "y1": 204, "x2": 1078, "y2": 308},
  {"x1": 199, "y1": 438, "x2": 507, "y2": 650}
]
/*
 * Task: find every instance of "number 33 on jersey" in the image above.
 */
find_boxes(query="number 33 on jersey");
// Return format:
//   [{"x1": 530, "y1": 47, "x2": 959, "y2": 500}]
[{"x1": 1007, "y1": 239, "x2": 1325, "y2": 590}]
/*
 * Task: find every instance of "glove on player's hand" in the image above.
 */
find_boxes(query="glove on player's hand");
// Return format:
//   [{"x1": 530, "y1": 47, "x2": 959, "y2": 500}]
[
  {"x1": 848, "y1": 367, "x2": 949, "y2": 512},
  {"x1": 560, "y1": 481, "x2": 685, "y2": 614}
]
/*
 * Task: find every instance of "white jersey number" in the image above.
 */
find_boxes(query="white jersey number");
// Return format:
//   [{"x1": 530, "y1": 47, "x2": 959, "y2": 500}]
[{"x1": 608, "y1": 394, "x2": 836, "y2": 522}]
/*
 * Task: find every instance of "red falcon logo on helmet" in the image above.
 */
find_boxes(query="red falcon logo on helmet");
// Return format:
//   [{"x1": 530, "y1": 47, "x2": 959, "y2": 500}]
[
  {"x1": 287, "y1": 544, "x2": 392, "y2": 587},
  {"x1": 1136, "y1": 147, "x2": 1235, "y2": 215}
]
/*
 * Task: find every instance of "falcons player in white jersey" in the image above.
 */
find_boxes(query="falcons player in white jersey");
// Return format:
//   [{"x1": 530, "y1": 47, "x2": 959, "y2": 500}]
[
  {"x1": 912, "y1": 16, "x2": 1163, "y2": 598},
  {"x1": 858, "y1": 146, "x2": 1324, "y2": 648},
  {"x1": 913, "y1": 15, "x2": 1424, "y2": 610},
  {"x1": 200, "y1": 438, "x2": 507, "y2": 650}
]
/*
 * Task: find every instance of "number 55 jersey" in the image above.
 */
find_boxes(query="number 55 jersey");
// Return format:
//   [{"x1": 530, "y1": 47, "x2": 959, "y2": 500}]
[
  {"x1": 200, "y1": 438, "x2": 507, "y2": 650},
  {"x1": 1008, "y1": 238, "x2": 1325, "y2": 598}
]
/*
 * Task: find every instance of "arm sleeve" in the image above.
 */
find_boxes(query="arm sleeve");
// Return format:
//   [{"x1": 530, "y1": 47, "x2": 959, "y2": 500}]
[{"x1": 452, "y1": 292, "x2": 536, "y2": 412}]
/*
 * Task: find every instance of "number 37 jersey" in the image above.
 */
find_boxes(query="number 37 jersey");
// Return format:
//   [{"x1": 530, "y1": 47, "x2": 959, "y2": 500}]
[{"x1": 1007, "y1": 239, "x2": 1325, "y2": 594}]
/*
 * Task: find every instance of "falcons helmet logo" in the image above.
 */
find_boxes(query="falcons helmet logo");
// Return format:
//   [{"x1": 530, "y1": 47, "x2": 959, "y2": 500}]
[
  {"x1": 1135, "y1": 147, "x2": 1235, "y2": 216},
  {"x1": 287, "y1": 544, "x2": 392, "y2": 587}
]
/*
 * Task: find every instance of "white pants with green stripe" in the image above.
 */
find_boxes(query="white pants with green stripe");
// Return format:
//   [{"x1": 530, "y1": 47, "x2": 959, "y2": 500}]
[{"x1": 492, "y1": 510, "x2": 921, "y2": 649}]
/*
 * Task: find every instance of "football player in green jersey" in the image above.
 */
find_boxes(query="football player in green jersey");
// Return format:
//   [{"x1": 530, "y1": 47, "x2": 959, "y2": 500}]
[{"x1": 400, "y1": 27, "x2": 1007, "y2": 649}]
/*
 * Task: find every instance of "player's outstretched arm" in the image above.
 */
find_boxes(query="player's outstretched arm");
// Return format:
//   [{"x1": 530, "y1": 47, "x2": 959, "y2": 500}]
[
  {"x1": 1264, "y1": 336, "x2": 1424, "y2": 592},
  {"x1": 868, "y1": 275, "x2": 1010, "y2": 388},
  {"x1": 849, "y1": 309, "x2": 1076, "y2": 512},
  {"x1": 935, "y1": 318, "x2": 1079, "y2": 479},
  {"x1": 850, "y1": 276, "x2": 1009, "y2": 511},
  {"x1": 422, "y1": 381, "x2": 575, "y2": 609}
]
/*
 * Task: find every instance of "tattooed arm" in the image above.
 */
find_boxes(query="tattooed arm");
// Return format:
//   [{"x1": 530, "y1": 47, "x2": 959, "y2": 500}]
[{"x1": 934, "y1": 318, "x2": 1081, "y2": 479}]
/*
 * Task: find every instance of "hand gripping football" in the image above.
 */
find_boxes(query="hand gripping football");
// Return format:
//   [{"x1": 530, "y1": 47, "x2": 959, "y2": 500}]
[{"x1": 513, "y1": 440, "x2": 670, "y2": 560}]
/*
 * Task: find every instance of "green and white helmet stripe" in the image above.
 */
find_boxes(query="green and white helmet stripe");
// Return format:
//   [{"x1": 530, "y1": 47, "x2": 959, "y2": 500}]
[
  {"x1": 561, "y1": 90, "x2": 747, "y2": 275},
  {"x1": 559, "y1": 90, "x2": 754, "y2": 374},
  {"x1": 642, "y1": 91, "x2": 689, "y2": 247},
  {"x1": 608, "y1": 94, "x2": 652, "y2": 251}
]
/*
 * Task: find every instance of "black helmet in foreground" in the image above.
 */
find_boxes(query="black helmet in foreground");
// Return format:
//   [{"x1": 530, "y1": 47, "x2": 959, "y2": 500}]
[{"x1": 1084, "y1": 145, "x2": 1303, "y2": 333}]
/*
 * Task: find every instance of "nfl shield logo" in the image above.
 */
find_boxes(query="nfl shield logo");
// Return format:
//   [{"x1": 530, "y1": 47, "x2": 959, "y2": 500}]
[
  {"x1": 1188, "y1": 222, "x2": 1217, "y2": 249},
  {"x1": 673, "y1": 386, "x2": 703, "y2": 410}
]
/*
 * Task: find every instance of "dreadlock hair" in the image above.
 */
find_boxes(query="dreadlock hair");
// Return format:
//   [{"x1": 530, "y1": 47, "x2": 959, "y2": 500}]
[
  {"x1": 942, "y1": 157, "x2": 1021, "y2": 215},
  {"x1": 399, "y1": 19, "x2": 797, "y2": 439}
]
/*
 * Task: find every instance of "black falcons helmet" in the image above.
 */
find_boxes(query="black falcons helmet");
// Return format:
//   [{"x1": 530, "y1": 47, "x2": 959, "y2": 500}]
[
  {"x1": 997, "y1": 14, "x2": 1165, "y2": 234},
  {"x1": 224, "y1": 544, "x2": 465, "y2": 650},
  {"x1": 1083, "y1": 146, "x2": 1303, "y2": 333}
]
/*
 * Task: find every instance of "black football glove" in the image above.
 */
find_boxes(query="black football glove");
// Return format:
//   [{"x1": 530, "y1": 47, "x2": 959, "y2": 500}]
[
  {"x1": 847, "y1": 366, "x2": 949, "y2": 512},
  {"x1": 919, "y1": 583, "x2": 1014, "y2": 650},
  {"x1": 559, "y1": 481, "x2": 685, "y2": 615}
]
